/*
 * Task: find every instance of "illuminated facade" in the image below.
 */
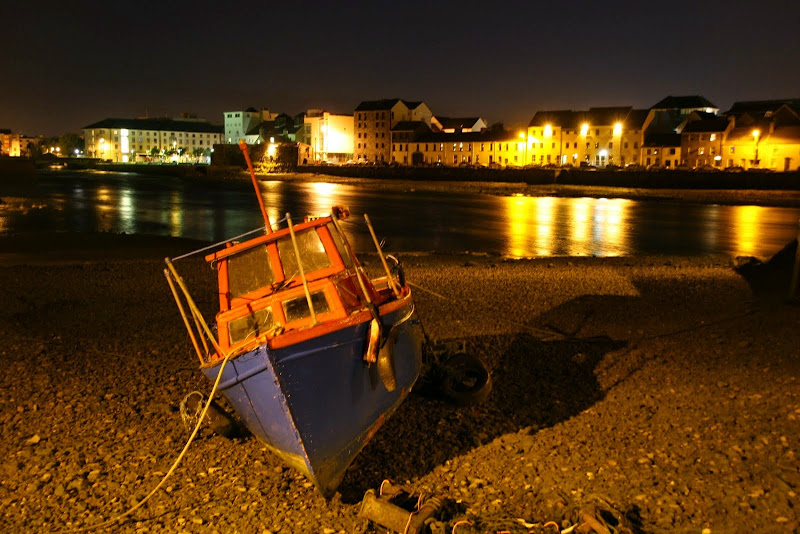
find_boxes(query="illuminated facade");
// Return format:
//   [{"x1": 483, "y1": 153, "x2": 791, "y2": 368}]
[
  {"x1": 392, "y1": 130, "x2": 525, "y2": 167},
  {"x1": 354, "y1": 99, "x2": 432, "y2": 163},
  {"x1": 304, "y1": 111, "x2": 354, "y2": 163},
  {"x1": 722, "y1": 100, "x2": 800, "y2": 171},
  {"x1": 642, "y1": 134, "x2": 682, "y2": 169},
  {"x1": 82, "y1": 117, "x2": 223, "y2": 163},
  {"x1": 0, "y1": 129, "x2": 22, "y2": 157},
  {"x1": 527, "y1": 108, "x2": 649, "y2": 167},
  {"x1": 680, "y1": 117, "x2": 729, "y2": 168}
]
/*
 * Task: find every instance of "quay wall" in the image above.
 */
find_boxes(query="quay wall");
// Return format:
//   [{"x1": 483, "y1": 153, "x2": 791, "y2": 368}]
[{"x1": 295, "y1": 165, "x2": 800, "y2": 191}]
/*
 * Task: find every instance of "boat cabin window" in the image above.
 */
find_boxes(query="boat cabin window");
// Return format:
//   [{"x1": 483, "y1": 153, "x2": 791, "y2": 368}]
[
  {"x1": 227, "y1": 244, "x2": 275, "y2": 298},
  {"x1": 277, "y1": 229, "x2": 331, "y2": 279},
  {"x1": 327, "y1": 222, "x2": 354, "y2": 269},
  {"x1": 228, "y1": 307, "x2": 274, "y2": 345},
  {"x1": 283, "y1": 291, "x2": 330, "y2": 322}
]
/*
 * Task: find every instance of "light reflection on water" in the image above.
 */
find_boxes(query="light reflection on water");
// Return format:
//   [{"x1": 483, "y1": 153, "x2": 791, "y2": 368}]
[
  {"x1": 1, "y1": 171, "x2": 799, "y2": 259},
  {"x1": 503, "y1": 196, "x2": 633, "y2": 256}
]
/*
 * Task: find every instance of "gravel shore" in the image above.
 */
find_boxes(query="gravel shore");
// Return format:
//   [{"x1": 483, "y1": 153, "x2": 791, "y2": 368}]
[{"x1": 1, "y1": 233, "x2": 799, "y2": 533}]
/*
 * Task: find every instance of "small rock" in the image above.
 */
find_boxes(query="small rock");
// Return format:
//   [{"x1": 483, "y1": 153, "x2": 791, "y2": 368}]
[{"x1": 25, "y1": 435, "x2": 41, "y2": 446}]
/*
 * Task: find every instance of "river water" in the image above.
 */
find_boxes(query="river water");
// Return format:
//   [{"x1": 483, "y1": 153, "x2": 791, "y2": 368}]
[{"x1": 2, "y1": 170, "x2": 799, "y2": 259}]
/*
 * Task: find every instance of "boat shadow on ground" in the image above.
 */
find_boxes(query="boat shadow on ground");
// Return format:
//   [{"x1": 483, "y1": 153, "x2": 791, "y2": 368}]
[{"x1": 336, "y1": 321, "x2": 628, "y2": 503}]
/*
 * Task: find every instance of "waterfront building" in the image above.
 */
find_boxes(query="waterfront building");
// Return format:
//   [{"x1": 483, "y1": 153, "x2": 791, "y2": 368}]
[
  {"x1": 647, "y1": 95, "x2": 719, "y2": 134},
  {"x1": 0, "y1": 129, "x2": 22, "y2": 157},
  {"x1": 303, "y1": 110, "x2": 354, "y2": 164},
  {"x1": 397, "y1": 130, "x2": 524, "y2": 167},
  {"x1": 244, "y1": 113, "x2": 304, "y2": 145},
  {"x1": 527, "y1": 107, "x2": 648, "y2": 168},
  {"x1": 354, "y1": 99, "x2": 432, "y2": 163},
  {"x1": 82, "y1": 117, "x2": 223, "y2": 163},
  {"x1": 642, "y1": 133, "x2": 682, "y2": 168},
  {"x1": 680, "y1": 116, "x2": 730, "y2": 168},
  {"x1": 722, "y1": 99, "x2": 800, "y2": 171},
  {"x1": 224, "y1": 108, "x2": 279, "y2": 144}
]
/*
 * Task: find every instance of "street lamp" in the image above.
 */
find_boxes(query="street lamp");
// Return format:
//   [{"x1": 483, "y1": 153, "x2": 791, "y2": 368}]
[
  {"x1": 614, "y1": 122, "x2": 623, "y2": 165},
  {"x1": 98, "y1": 138, "x2": 105, "y2": 160},
  {"x1": 519, "y1": 132, "x2": 526, "y2": 166},
  {"x1": 752, "y1": 129, "x2": 760, "y2": 168}
]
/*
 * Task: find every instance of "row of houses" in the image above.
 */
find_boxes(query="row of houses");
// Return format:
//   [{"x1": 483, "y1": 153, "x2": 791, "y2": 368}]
[
  {"x1": 366, "y1": 96, "x2": 800, "y2": 172},
  {"x1": 6, "y1": 94, "x2": 800, "y2": 172},
  {"x1": 229, "y1": 95, "x2": 800, "y2": 172},
  {"x1": 522, "y1": 97, "x2": 800, "y2": 172}
]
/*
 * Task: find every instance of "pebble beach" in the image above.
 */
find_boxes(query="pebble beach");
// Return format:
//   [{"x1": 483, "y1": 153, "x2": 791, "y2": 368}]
[{"x1": 1, "y1": 231, "x2": 799, "y2": 533}]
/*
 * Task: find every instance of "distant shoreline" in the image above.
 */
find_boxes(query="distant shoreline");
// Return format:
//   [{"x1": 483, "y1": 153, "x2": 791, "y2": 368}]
[{"x1": 16, "y1": 163, "x2": 800, "y2": 208}]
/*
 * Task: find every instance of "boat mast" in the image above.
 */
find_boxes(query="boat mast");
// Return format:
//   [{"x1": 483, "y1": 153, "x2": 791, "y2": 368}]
[{"x1": 238, "y1": 140, "x2": 272, "y2": 233}]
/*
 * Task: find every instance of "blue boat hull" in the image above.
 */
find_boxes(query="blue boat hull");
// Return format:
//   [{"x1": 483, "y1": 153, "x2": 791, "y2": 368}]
[{"x1": 202, "y1": 303, "x2": 424, "y2": 496}]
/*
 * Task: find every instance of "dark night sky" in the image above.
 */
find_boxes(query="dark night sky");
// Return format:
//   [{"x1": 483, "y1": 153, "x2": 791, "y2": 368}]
[{"x1": 3, "y1": 0, "x2": 799, "y2": 137}]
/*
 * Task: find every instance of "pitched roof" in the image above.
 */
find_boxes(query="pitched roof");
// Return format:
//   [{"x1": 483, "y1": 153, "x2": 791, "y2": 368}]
[
  {"x1": 651, "y1": 95, "x2": 717, "y2": 110},
  {"x1": 436, "y1": 117, "x2": 482, "y2": 129},
  {"x1": 625, "y1": 109, "x2": 650, "y2": 129},
  {"x1": 529, "y1": 107, "x2": 648, "y2": 129},
  {"x1": 681, "y1": 117, "x2": 730, "y2": 133},
  {"x1": 528, "y1": 110, "x2": 578, "y2": 128},
  {"x1": 354, "y1": 98, "x2": 427, "y2": 111},
  {"x1": 354, "y1": 98, "x2": 403, "y2": 111},
  {"x1": 726, "y1": 98, "x2": 800, "y2": 117},
  {"x1": 586, "y1": 106, "x2": 633, "y2": 125},
  {"x1": 83, "y1": 117, "x2": 223, "y2": 133}
]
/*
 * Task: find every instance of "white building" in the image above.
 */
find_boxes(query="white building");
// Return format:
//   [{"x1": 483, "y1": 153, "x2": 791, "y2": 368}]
[
  {"x1": 224, "y1": 108, "x2": 279, "y2": 144},
  {"x1": 82, "y1": 117, "x2": 223, "y2": 163}
]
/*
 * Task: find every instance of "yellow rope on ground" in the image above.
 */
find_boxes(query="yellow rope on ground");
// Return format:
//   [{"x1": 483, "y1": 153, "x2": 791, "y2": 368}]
[
  {"x1": 62, "y1": 347, "x2": 234, "y2": 532},
  {"x1": 62, "y1": 265, "x2": 234, "y2": 532}
]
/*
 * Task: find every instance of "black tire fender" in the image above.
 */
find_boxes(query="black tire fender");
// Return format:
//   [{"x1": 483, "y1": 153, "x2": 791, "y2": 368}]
[{"x1": 439, "y1": 353, "x2": 492, "y2": 406}]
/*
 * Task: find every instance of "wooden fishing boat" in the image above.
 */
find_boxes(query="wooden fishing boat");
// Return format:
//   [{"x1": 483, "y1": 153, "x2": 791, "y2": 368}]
[{"x1": 164, "y1": 143, "x2": 424, "y2": 496}]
